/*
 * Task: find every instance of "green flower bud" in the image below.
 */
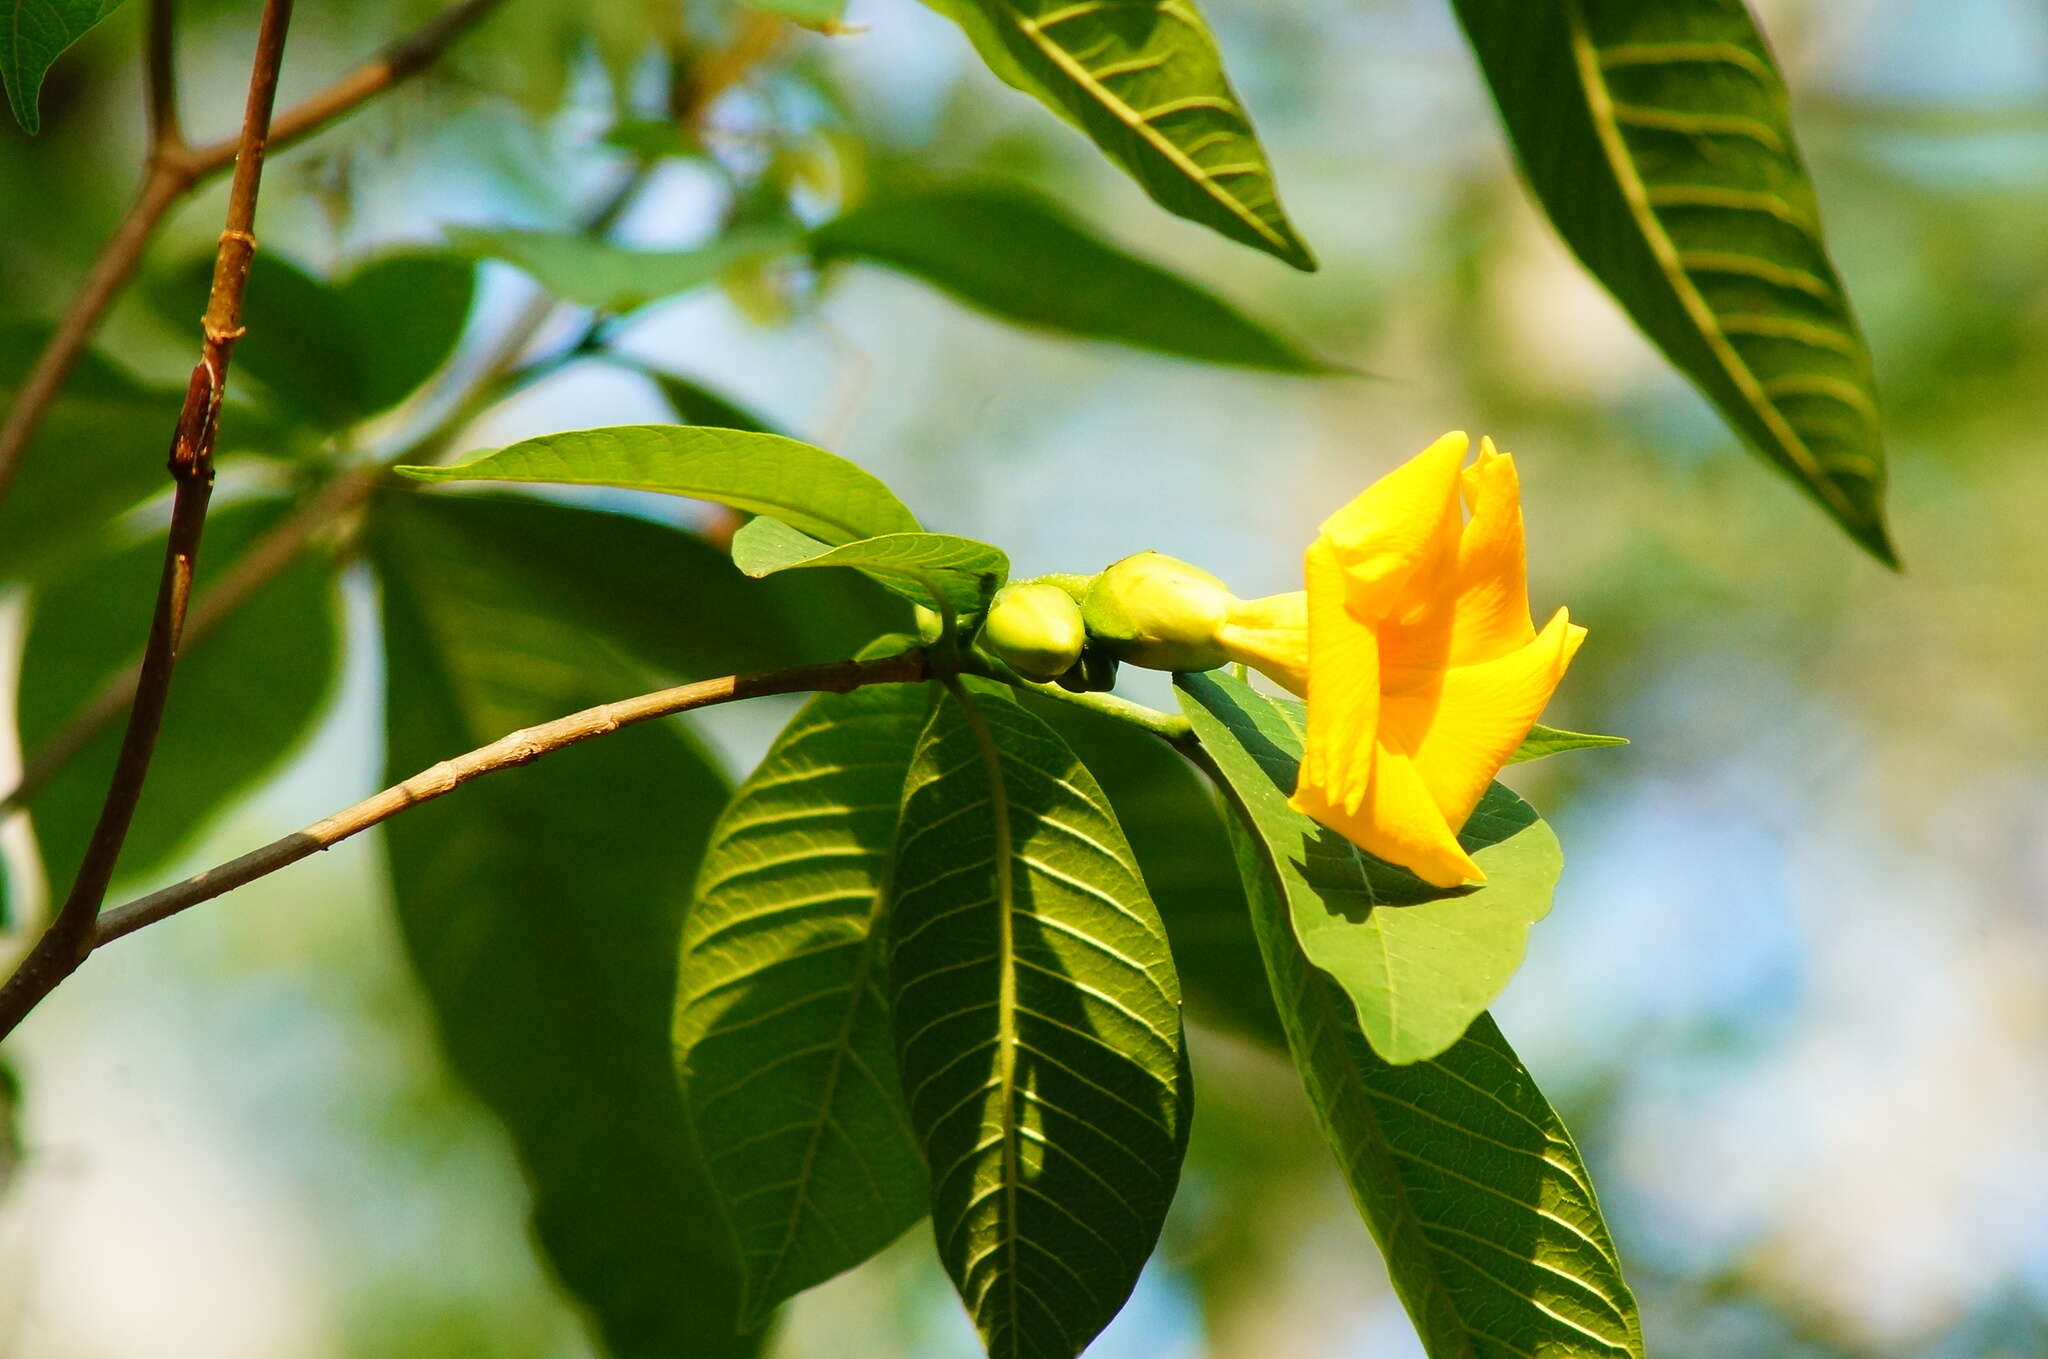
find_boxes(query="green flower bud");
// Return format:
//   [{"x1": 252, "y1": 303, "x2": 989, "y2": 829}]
[
  {"x1": 980, "y1": 580, "x2": 1087, "y2": 681},
  {"x1": 1081, "y1": 551, "x2": 1234, "y2": 672}
]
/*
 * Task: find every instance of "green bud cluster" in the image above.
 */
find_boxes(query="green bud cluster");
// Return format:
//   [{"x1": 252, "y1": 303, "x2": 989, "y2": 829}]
[{"x1": 964, "y1": 550, "x2": 1253, "y2": 692}]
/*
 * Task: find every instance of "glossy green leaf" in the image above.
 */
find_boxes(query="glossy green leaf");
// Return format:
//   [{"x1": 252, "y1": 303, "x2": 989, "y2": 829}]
[
  {"x1": 675, "y1": 685, "x2": 936, "y2": 1324},
  {"x1": 397, "y1": 424, "x2": 920, "y2": 545},
  {"x1": 731, "y1": 516, "x2": 1007, "y2": 617},
  {"x1": 1450, "y1": 0, "x2": 1893, "y2": 564},
  {"x1": 374, "y1": 496, "x2": 760, "y2": 1359},
  {"x1": 814, "y1": 187, "x2": 1332, "y2": 371},
  {"x1": 922, "y1": 0, "x2": 1313, "y2": 270},
  {"x1": 448, "y1": 224, "x2": 800, "y2": 313},
  {"x1": 389, "y1": 493, "x2": 902, "y2": 678},
  {"x1": 1510, "y1": 723, "x2": 1630, "y2": 763},
  {"x1": 1029, "y1": 695, "x2": 1279, "y2": 1046},
  {"x1": 18, "y1": 499, "x2": 340, "y2": 891},
  {"x1": 1233, "y1": 809, "x2": 1644, "y2": 1358},
  {"x1": 1, "y1": 0, "x2": 123, "y2": 132},
  {"x1": 889, "y1": 685, "x2": 1190, "y2": 1359},
  {"x1": 148, "y1": 250, "x2": 475, "y2": 427},
  {"x1": 1177, "y1": 672, "x2": 1560, "y2": 1065}
]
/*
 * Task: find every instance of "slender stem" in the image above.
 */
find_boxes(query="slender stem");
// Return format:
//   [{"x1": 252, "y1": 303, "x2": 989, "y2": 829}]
[
  {"x1": 92, "y1": 651, "x2": 931, "y2": 949},
  {"x1": 0, "y1": 0, "x2": 297, "y2": 1043},
  {"x1": 1010, "y1": 677, "x2": 1194, "y2": 746},
  {"x1": 0, "y1": 0, "x2": 509, "y2": 509}
]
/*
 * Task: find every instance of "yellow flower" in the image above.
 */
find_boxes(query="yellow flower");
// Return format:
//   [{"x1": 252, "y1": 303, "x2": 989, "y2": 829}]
[{"x1": 1268, "y1": 432, "x2": 1585, "y2": 888}]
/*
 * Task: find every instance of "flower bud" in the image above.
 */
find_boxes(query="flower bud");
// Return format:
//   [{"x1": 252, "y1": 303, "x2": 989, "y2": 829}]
[
  {"x1": 1081, "y1": 551, "x2": 1234, "y2": 672},
  {"x1": 980, "y1": 580, "x2": 1087, "y2": 681}
]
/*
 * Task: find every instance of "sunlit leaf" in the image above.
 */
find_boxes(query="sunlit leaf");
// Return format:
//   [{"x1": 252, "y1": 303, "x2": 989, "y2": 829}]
[
  {"x1": 814, "y1": 187, "x2": 1333, "y2": 371},
  {"x1": 374, "y1": 496, "x2": 760, "y2": 1359},
  {"x1": 922, "y1": 0, "x2": 1313, "y2": 270},
  {"x1": 398, "y1": 424, "x2": 920, "y2": 545},
  {"x1": 1234, "y1": 806, "x2": 1645, "y2": 1359},
  {"x1": 1, "y1": 0, "x2": 124, "y2": 133},
  {"x1": 675, "y1": 685, "x2": 936, "y2": 1324},
  {"x1": 730, "y1": 516, "x2": 1007, "y2": 617},
  {"x1": 889, "y1": 684, "x2": 1190, "y2": 1359},
  {"x1": 448, "y1": 224, "x2": 800, "y2": 313},
  {"x1": 18, "y1": 499, "x2": 340, "y2": 891},
  {"x1": 1510, "y1": 723, "x2": 1629, "y2": 763},
  {"x1": 1450, "y1": 0, "x2": 1894, "y2": 564},
  {"x1": 1178, "y1": 672, "x2": 1559, "y2": 1065}
]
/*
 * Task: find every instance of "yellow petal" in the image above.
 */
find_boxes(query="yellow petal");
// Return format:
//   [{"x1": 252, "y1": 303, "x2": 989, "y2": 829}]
[
  {"x1": 1290, "y1": 742, "x2": 1483, "y2": 889},
  {"x1": 1382, "y1": 608, "x2": 1587, "y2": 831},
  {"x1": 1448, "y1": 437, "x2": 1535, "y2": 667},
  {"x1": 1216, "y1": 591, "x2": 1308, "y2": 695},
  {"x1": 1298, "y1": 541, "x2": 1378, "y2": 804},
  {"x1": 1317, "y1": 431, "x2": 1468, "y2": 623}
]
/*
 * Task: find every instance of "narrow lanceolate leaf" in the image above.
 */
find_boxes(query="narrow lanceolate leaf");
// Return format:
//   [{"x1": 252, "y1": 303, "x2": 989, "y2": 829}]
[
  {"x1": 397, "y1": 424, "x2": 920, "y2": 545},
  {"x1": 675, "y1": 686, "x2": 936, "y2": 1323},
  {"x1": 1510, "y1": 723, "x2": 1630, "y2": 763},
  {"x1": 731, "y1": 517, "x2": 1008, "y2": 617},
  {"x1": 375, "y1": 497, "x2": 759, "y2": 1359},
  {"x1": 447, "y1": 225, "x2": 800, "y2": 314},
  {"x1": 1450, "y1": 0, "x2": 1893, "y2": 563},
  {"x1": 1232, "y1": 811, "x2": 1643, "y2": 1358},
  {"x1": 923, "y1": 0, "x2": 1313, "y2": 270},
  {"x1": 1178, "y1": 672, "x2": 1559, "y2": 1065},
  {"x1": 2, "y1": 0, "x2": 124, "y2": 132},
  {"x1": 889, "y1": 687, "x2": 1190, "y2": 1359},
  {"x1": 814, "y1": 187, "x2": 1333, "y2": 372}
]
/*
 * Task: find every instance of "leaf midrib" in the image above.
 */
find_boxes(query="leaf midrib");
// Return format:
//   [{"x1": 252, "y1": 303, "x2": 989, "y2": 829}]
[
  {"x1": 989, "y1": 0, "x2": 1290, "y2": 255},
  {"x1": 1559, "y1": 0, "x2": 1856, "y2": 523},
  {"x1": 942, "y1": 679, "x2": 1023, "y2": 1356}
]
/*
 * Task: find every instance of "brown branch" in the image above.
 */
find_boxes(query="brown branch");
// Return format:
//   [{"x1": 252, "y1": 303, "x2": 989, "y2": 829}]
[
  {"x1": 91, "y1": 650, "x2": 931, "y2": 949},
  {"x1": 0, "y1": 0, "x2": 297, "y2": 1043},
  {"x1": 0, "y1": 0, "x2": 509, "y2": 508}
]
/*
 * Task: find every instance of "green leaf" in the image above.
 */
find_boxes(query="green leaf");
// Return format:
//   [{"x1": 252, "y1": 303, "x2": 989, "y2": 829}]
[
  {"x1": 389, "y1": 493, "x2": 903, "y2": 678},
  {"x1": 0, "y1": 380, "x2": 180, "y2": 581},
  {"x1": 1177, "y1": 672, "x2": 1559, "y2": 1065},
  {"x1": 889, "y1": 685, "x2": 1190, "y2": 1359},
  {"x1": 374, "y1": 496, "x2": 760, "y2": 1359},
  {"x1": 1028, "y1": 695, "x2": 1280, "y2": 1046},
  {"x1": 447, "y1": 224, "x2": 800, "y2": 313},
  {"x1": 1, "y1": 0, "x2": 123, "y2": 133},
  {"x1": 644, "y1": 370, "x2": 781, "y2": 435},
  {"x1": 397, "y1": 424, "x2": 920, "y2": 545},
  {"x1": 148, "y1": 250, "x2": 475, "y2": 427},
  {"x1": 1449, "y1": 0, "x2": 1894, "y2": 564},
  {"x1": 745, "y1": 0, "x2": 844, "y2": 30},
  {"x1": 730, "y1": 517, "x2": 1008, "y2": 617},
  {"x1": 1510, "y1": 723, "x2": 1630, "y2": 763},
  {"x1": 1234, "y1": 808, "x2": 1644, "y2": 1359},
  {"x1": 813, "y1": 187, "x2": 1332, "y2": 372},
  {"x1": 922, "y1": 0, "x2": 1313, "y2": 270},
  {"x1": 18, "y1": 499, "x2": 340, "y2": 891},
  {"x1": 675, "y1": 685, "x2": 936, "y2": 1324}
]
